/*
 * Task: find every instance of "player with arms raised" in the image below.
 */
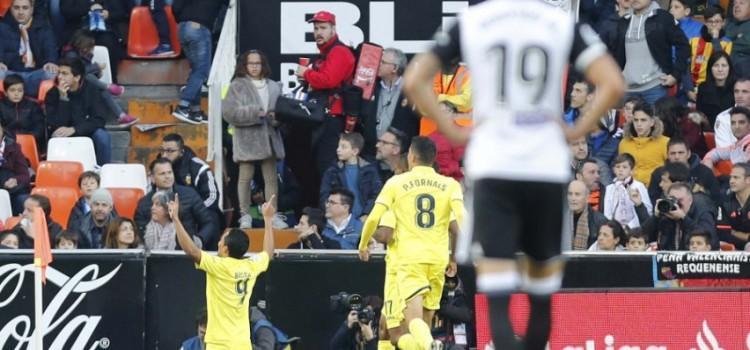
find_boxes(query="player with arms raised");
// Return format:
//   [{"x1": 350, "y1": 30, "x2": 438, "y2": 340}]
[
  {"x1": 360, "y1": 136, "x2": 465, "y2": 350},
  {"x1": 170, "y1": 194, "x2": 276, "y2": 350},
  {"x1": 403, "y1": 1, "x2": 625, "y2": 349}
]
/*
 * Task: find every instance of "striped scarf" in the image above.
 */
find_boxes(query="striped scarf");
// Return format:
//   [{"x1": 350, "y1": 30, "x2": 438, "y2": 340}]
[
  {"x1": 18, "y1": 19, "x2": 35, "y2": 69},
  {"x1": 573, "y1": 207, "x2": 590, "y2": 250}
]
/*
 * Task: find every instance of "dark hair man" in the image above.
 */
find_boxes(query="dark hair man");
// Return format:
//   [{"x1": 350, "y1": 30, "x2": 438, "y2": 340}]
[{"x1": 171, "y1": 193, "x2": 275, "y2": 350}]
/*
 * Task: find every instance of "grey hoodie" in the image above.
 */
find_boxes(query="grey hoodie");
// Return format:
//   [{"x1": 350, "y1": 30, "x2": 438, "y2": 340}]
[{"x1": 623, "y1": 1, "x2": 664, "y2": 91}]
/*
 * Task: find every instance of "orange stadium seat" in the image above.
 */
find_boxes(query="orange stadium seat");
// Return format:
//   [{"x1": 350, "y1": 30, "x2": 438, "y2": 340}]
[
  {"x1": 31, "y1": 186, "x2": 79, "y2": 229},
  {"x1": 16, "y1": 134, "x2": 39, "y2": 172},
  {"x1": 37, "y1": 80, "x2": 55, "y2": 103},
  {"x1": 0, "y1": 0, "x2": 9, "y2": 17},
  {"x1": 719, "y1": 241, "x2": 736, "y2": 251},
  {"x1": 108, "y1": 187, "x2": 144, "y2": 220},
  {"x1": 36, "y1": 161, "x2": 84, "y2": 190},
  {"x1": 714, "y1": 160, "x2": 732, "y2": 177},
  {"x1": 244, "y1": 229, "x2": 299, "y2": 252},
  {"x1": 5, "y1": 215, "x2": 21, "y2": 229},
  {"x1": 704, "y1": 131, "x2": 715, "y2": 151},
  {"x1": 127, "y1": 6, "x2": 181, "y2": 58}
]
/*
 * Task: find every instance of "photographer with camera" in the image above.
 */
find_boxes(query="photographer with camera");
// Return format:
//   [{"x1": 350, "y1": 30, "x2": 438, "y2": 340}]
[
  {"x1": 330, "y1": 294, "x2": 380, "y2": 350},
  {"x1": 642, "y1": 182, "x2": 718, "y2": 250}
]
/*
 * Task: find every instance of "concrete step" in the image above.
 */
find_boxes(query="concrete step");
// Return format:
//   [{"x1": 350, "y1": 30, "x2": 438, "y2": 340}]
[
  {"x1": 117, "y1": 58, "x2": 191, "y2": 85},
  {"x1": 127, "y1": 98, "x2": 209, "y2": 124},
  {"x1": 128, "y1": 123, "x2": 208, "y2": 166}
]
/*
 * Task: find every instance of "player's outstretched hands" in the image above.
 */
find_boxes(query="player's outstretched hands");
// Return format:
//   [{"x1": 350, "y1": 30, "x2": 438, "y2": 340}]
[
  {"x1": 168, "y1": 193, "x2": 180, "y2": 221},
  {"x1": 358, "y1": 248, "x2": 370, "y2": 262},
  {"x1": 261, "y1": 195, "x2": 276, "y2": 220}
]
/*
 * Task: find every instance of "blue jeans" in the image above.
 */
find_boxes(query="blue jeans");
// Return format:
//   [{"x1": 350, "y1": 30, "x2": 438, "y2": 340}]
[
  {"x1": 0, "y1": 69, "x2": 57, "y2": 97},
  {"x1": 625, "y1": 85, "x2": 667, "y2": 106},
  {"x1": 178, "y1": 21, "x2": 212, "y2": 108},
  {"x1": 90, "y1": 128, "x2": 112, "y2": 165}
]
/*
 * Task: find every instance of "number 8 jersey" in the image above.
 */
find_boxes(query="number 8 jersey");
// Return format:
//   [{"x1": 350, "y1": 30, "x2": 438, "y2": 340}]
[
  {"x1": 431, "y1": 0, "x2": 607, "y2": 183},
  {"x1": 373, "y1": 166, "x2": 464, "y2": 266}
]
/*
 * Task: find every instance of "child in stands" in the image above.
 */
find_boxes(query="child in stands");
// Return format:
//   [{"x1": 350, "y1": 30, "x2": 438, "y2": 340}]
[
  {"x1": 0, "y1": 74, "x2": 46, "y2": 150},
  {"x1": 55, "y1": 230, "x2": 79, "y2": 250},
  {"x1": 65, "y1": 30, "x2": 137, "y2": 127},
  {"x1": 625, "y1": 229, "x2": 649, "y2": 252}
]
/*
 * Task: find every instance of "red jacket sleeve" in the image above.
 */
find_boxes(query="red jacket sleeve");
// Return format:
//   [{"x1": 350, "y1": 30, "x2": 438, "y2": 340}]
[{"x1": 304, "y1": 46, "x2": 355, "y2": 90}]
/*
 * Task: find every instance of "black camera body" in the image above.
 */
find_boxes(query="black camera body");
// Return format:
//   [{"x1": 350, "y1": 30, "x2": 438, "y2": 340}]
[
  {"x1": 657, "y1": 197, "x2": 679, "y2": 216},
  {"x1": 330, "y1": 292, "x2": 363, "y2": 313},
  {"x1": 357, "y1": 308, "x2": 375, "y2": 323}
]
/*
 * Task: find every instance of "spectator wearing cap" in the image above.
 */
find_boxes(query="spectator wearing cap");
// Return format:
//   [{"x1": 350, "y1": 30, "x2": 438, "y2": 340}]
[
  {"x1": 361, "y1": 47, "x2": 420, "y2": 159},
  {"x1": 294, "y1": 10, "x2": 356, "y2": 176},
  {"x1": 69, "y1": 188, "x2": 118, "y2": 249}
]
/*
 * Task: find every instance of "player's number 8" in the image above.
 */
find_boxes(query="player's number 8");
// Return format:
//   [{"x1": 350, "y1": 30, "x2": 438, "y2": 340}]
[{"x1": 415, "y1": 194, "x2": 435, "y2": 228}]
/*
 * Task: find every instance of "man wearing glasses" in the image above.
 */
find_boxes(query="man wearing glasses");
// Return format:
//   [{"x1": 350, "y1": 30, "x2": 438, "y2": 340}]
[
  {"x1": 375, "y1": 128, "x2": 408, "y2": 182},
  {"x1": 321, "y1": 188, "x2": 363, "y2": 249},
  {"x1": 362, "y1": 48, "x2": 420, "y2": 159},
  {"x1": 159, "y1": 133, "x2": 222, "y2": 246}
]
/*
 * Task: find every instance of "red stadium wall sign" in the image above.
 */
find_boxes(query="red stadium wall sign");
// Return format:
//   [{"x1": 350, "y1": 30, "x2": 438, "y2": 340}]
[{"x1": 476, "y1": 292, "x2": 750, "y2": 350}]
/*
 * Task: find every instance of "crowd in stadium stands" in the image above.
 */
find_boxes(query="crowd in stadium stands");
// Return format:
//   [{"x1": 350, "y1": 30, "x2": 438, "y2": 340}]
[{"x1": 0, "y1": 0, "x2": 750, "y2": 259}]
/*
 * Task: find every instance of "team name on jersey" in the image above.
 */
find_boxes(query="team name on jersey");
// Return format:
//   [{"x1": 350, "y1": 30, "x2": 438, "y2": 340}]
[{"x1": 402, "y1": 178, "x2": 448, "y2": 192}]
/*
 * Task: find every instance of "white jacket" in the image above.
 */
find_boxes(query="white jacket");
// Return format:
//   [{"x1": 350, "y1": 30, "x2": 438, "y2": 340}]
[{"x1": 603, "y1": 178, "x2": 652, "y2": 229}]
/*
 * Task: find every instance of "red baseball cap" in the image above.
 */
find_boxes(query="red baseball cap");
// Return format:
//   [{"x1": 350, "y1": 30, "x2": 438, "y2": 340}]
[{"x1": 307, "y1": 11, "x2": 336, "y2": 25}]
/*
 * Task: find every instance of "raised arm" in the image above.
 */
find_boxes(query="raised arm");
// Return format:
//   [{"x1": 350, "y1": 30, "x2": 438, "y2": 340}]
[
  {"x1": 261, "y1": 195, "x2": 276, "y2": 260},
  {"x1": 169, "y1": 194, "x2": 202, "y2": 264}
]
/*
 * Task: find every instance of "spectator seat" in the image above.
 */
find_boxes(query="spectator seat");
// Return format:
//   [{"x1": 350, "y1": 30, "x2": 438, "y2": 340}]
[
  {"x1": 0, "y1": 0, "x2": 9, "y2": 17},
  {"x1": 16, "y1": 134, "x2": 39, "y2": 172},
  {"x1": 31, "y1": 186, "x2": 79, "y2": 229},
  {"x1": 719, "y1": 241, "x2": 736, "y2": 251},
  {"x1": 108, "y1": 187, "x2": 144, "y2": 220},
  {"x1": 36, "y1": 161, "x2": 84, "y2": 190},
  {"x1": 92, "y1": 46, "x2": 113, "y2": 85},
  {"x1": 0, "y1": 189, "x2": 12, "y2": 223},
  {"x1": 100, "y1": 163, "x2": 149, "y2": 193},
  {"x1": 243, "y1": 229, "x2": 300, "y2": 252},
  {"x1": 704, "y1": 131, "x2": 715, "y2": 151},
  {"x1": 714, "y1": 160, "x2": 733, "y2": 177},
  {"x1": 47, "y1": 137, "x2": 98, "y2": 171},
  {"x1": 127, "y1": 6, "x2": 181, "y2": 58},
  {"x1": 37, "y1": 80, "x2": 55, "y2": 104}
]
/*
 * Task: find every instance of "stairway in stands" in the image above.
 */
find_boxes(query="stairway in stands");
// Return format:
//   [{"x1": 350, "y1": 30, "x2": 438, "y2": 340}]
[{"x1": 113, "y1": 58, "x2": 208, "y2": 166}]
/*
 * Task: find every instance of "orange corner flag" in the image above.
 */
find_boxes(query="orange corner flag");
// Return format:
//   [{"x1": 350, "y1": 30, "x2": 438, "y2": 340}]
[{"x1": 32, "y1": 207, "x2": 53, "y2": 284}]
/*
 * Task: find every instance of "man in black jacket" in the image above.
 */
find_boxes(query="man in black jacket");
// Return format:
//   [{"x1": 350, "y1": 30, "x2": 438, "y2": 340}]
[
  {"x1": 44, "y1": 56, "x2": 111, "y2": 165},
  {"x1": 134, "y1": 157, "x2": 218, "y2": 249},
  {"x1": 648, "y1": 138, "x2": 722, "y2": 204},
  {"x1": 606, "y1": 0, "x2": 690, "y2": 105},
  {"x1": 287, "y1": 207, "x2": 340, "y2": 249},
  {"x1": 159, "y1": 133, "x2": 222, "y2": 230},
  {"x1": 361, "y1": 48, "x2": 420, "y2": 159},
  {"x1": 568, "y1": 180, "x2": 608, "y2": 250},
  {"x1": 13, "y1": 194, "x2": 63, "y2": 249},
  {"x1": 718, "y1": 162, "x2": 750, "y2": 250},
  {"x1": 643, "y1": 182, "x2": 718, "y2": 250}
]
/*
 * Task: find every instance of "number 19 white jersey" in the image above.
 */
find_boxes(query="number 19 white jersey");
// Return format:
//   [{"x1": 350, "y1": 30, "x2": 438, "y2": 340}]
[{"x1": 431, "y1": 0, "x2": 607, "y2": 183}]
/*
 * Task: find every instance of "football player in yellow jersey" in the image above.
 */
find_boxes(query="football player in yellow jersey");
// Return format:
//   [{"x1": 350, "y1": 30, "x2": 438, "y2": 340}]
[
  {"x1": 360, "y1": 137, "x2": 465, "y2": 350},
  {"x1": 375, "y1": 211, "x2": 459, "y2": 350},
  {"x1": 170, "y1": 193, "x2": 276, "y2": 350}
]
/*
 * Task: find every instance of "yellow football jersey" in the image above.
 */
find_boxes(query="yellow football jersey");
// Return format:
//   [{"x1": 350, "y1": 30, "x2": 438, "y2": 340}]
[
  {"x1": 379, "y1": 210, "x2": 399, "y2": 267},
  {"x1": 198, "y1": 251, "x2": 270, "y2": 349},
  {"x1": 370, "y1": 166, "x2": 463, "y2": 265}
]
